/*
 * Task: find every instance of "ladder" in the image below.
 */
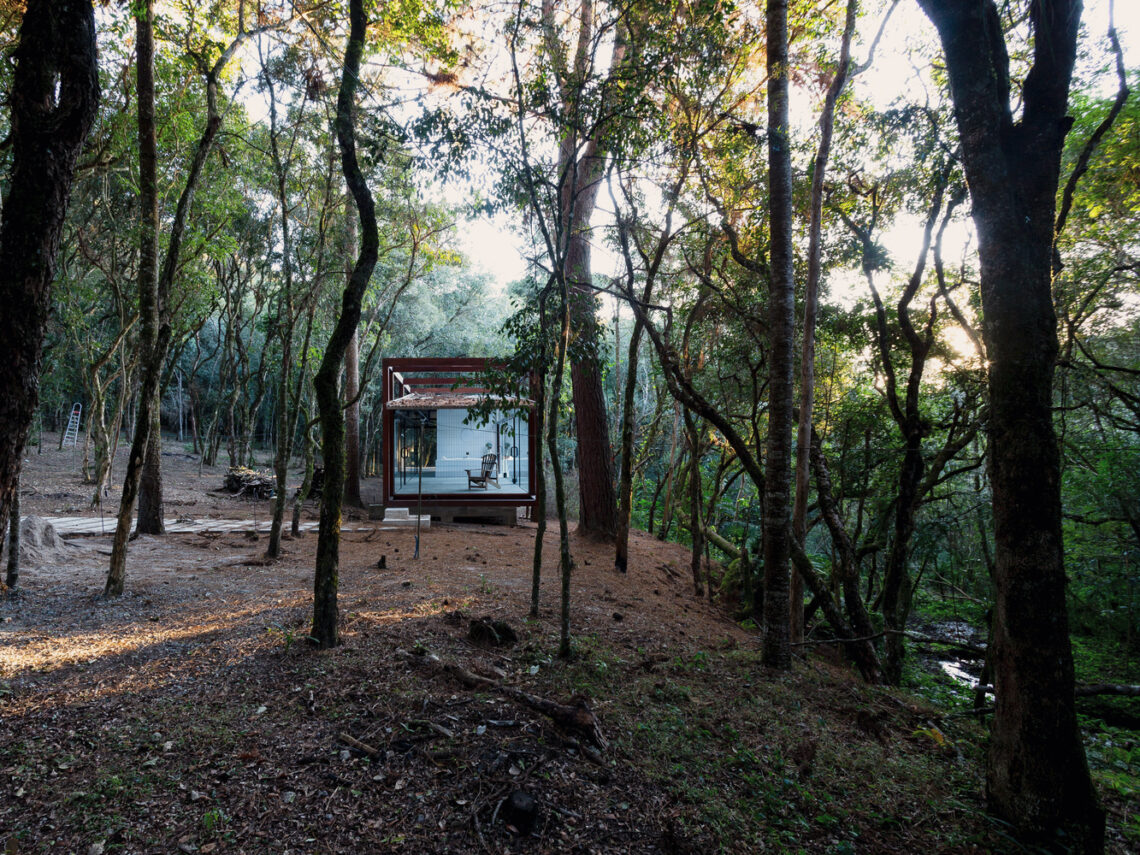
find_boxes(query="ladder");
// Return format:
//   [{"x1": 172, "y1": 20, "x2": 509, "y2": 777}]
[{"x1": 63, "y1": 403, "x2": 82, "y2": 448}]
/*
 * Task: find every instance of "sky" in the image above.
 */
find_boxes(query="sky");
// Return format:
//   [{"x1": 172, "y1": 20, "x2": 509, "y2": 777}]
[{"x1": 456, "y1": 0, "x2": 1140, "y2": 294}]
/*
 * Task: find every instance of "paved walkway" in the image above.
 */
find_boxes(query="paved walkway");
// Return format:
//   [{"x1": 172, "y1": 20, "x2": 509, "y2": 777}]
[{"x1": 43, "y1": 517, "x2": 379, "y2": 537}]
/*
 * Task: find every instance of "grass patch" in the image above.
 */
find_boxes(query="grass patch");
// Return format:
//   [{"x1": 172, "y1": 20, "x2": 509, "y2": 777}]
[{"x1": 547, "y1": 642, "x2": 997, "y2": 853}]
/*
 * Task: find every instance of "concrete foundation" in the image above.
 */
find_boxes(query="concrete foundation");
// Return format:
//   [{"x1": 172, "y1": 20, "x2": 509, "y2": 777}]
[{"x1": 369, "y1": 504, "x2": 518, "y2": 526}]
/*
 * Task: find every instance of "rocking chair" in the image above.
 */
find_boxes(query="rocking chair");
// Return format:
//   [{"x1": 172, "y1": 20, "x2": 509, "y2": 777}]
[{"x1": 466, "y1": 453, "x2": 500, "y2": 489}]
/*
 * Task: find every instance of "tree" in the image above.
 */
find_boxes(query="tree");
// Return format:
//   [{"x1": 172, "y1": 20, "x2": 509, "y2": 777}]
[
  {"x1": 914, "y1": 0, "x2": 1103, "y2": 846},
  {"x1": 132, "y1": 0, "x2": 163, "y2": 537},
  {"x1": 0, "y1": 0, "x2": 99, "y2": 559},
  {"x1": 311, "y1": 0, "x2": 380, "y2": 648},
  {"x1": 107, "y1": 1, "x2": 273, "y2": 595},
  {"x1": 517, "y1": 0, "x2": 630, "y2": 540},
  {"x1": 760, "y1": 0, "x2": 795, "y2": 671}
]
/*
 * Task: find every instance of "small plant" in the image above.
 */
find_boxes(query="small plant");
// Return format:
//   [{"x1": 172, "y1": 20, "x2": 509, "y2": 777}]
[
  {"x1": 266, "y1": 623, "x2": 314, "y2": 652},
  {"x1": 478, "y1": 574, "x2": 494, "y2": 595},
  {"x1": 202, "y1": 807, "x2": 228, "y2": 833}
]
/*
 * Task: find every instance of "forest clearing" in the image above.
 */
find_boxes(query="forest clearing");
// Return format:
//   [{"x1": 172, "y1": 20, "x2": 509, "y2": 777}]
[
  {"x1": 1, "y1": 0, "x2": 1139, "y2": 852},
  {"x1": 0, "y1": 439, "x2": 1133, "y2": 854}
]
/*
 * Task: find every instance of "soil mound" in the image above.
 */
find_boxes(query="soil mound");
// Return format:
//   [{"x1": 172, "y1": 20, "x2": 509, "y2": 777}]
[{"x1": 1, "y1": 515, "x2": 78, "y2": 567}]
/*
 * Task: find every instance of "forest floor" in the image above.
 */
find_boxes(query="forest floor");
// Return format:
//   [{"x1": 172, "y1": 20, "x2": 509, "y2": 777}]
[{"x1": 1, "y1": 437, "x2": 1136, "y2": 854}]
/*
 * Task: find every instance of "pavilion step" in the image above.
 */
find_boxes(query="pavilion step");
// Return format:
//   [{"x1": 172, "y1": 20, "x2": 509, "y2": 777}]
[{"x1": 379, "y1": 506, "x2": 431, "y2": 528}]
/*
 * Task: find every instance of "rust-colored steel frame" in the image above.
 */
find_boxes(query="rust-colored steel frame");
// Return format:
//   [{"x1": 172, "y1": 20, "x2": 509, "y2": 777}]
[{"x1": 381, "y1": 357, "x2": 538, "y2": 508}]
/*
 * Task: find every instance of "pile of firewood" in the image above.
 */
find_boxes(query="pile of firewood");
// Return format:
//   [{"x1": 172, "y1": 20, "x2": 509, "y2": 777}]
[{"x1": 223, "y1": 466, "x2": 276, "y2": 499}]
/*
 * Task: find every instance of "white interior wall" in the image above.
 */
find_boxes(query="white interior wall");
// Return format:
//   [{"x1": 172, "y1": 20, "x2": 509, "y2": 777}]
[{"x1": 435, "y1": 409, "x2": 529, "y2": 484}]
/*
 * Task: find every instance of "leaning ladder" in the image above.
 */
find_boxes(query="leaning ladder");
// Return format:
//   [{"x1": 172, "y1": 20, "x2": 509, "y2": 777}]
[{"x1": 63, "y1": 403, "x2": 82, "y2": 448}]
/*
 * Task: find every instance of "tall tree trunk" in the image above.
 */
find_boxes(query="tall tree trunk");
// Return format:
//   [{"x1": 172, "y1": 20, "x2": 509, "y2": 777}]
[
  {"x1": 761, "y1": 0, "x2": 795, "y2": 671},
  {"x1": 684, "y1": 410, "x2": 705, "y2": 597},
  {"x1": 311, "y1": 0, "x2": 379, "y2": 649},
  {"x1": 548, "y1": 289, "x2": 575, "y2": 659},
  {"x1": 267, "y1": 287, "x2": 294, "y2": 559},
  {"x1": 530, "y1": 314, "x2": 549, "y2": 618},
  {"x1": 540, "y1": 3, "x2": 628, "y2": 542},
  {"x1": 792, "y1": 0, "x2": 859, "y2": 645},
  {"x1": 344, "y1": 330, "x2": 362, "y2": 506},
  {"x1": 916, "y1": 0, "x2": 1102, "y2": 847},
  {"x1": 136, "y1": 406, "x2": 165, "y2": 533},
  {"x1": 132, "y1": 0, "x2": 164, "y2": 538},
  {"x1": 343, "y1": 199, "x2": 362, "y2": 507},
  {"x1": 0, "y1": 0, "x2": 99, "y2": 545},
  {"x1": 614, "y1": 316, "x2": 645, "y2": 573},
  {"x1": 109, "y1": 3, "x2": 249, "y2": 593},
  {"x1": 265, "y1": 52, "x2": 297, "y2": 560},
  {"x1": 6, "y1": 475, "x2": 19, "y2": 589},
  {"x1": 107, "y1": 0, "x2": 159, "y2": 591}
]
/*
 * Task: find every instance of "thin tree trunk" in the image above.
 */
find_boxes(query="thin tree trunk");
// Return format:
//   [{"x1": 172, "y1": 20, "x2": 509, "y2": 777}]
[
  {"x1": 105, "y1": 327, "x2": 171, "y2": 596},
  {"x1": 549, "y1": 289, "x2": 575, "y2": 659},
  {"x1": 344, "y1": 331, "x2": 362, "y2": 506},
  {"x1": 615, "y1": 317, "x2": 645, "y2": 573},
  {"x1": 659, "y1": 401, "x2": 682, "y2": 540},
  {"x1": 684, "y1": 410, "x2": 704, "y2": 597},
  {"x1": 265, "y1": 53, "x2": 297, "y2": 560},
  {"x1": 311, "y1": 0, "x2": 379, "y2": 649},
  {"x1": 292, "y1": 410, "x2": 317, "y2": 538},
  {"x1": 344, "y1": 201, "x2": 362, "y2": 507},
  {"x1": 792, "y1": 0, "x2": 859, "y2": 645},
  {"x1": 530, "y1": 311, "x2": 549, "y2": 618}
]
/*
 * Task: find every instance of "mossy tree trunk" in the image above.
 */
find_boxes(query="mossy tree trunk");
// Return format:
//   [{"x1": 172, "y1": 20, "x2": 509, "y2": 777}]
[
  {"x1": 311, "y1": 0, "x2": 379, "y2": 649},
  {"x1": 0, "y1": 0, "x2": 99, "y2": 551},
  {"x1": 761, "y1": 0, "x2": 795, "y2": 671}
]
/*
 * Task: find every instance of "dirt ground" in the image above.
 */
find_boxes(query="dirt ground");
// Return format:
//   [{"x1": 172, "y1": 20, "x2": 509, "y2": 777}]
[
  {"x1": 0, "y1": 438, "x2": 751, "y2": 854},
  {"x1": 1, "y1": 437, "x2": 1134, "y2": 854},
  {"x1": 3, "y1": 436, "x2": 734, "y2": 668}
]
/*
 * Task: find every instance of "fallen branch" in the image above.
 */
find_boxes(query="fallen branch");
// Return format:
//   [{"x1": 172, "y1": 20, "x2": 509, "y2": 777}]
[
  {"x1": 338, "y1": 732, "x2": 380, "y2": 757},
  {"x1": 792, "y1": 628, "x2": 985, "y2": 658},
  {"x1": 701, "y1": 525, "x2": 739, "y2": 558},
  {"x1": 1076, "y1": 683, "x2": 1140, "y2": 698},
  {"x1": 399, "y1": 648, "x2": 607, "y2": 750},
  {"x1": 407, "y1": 719, "x2": 456, "y2": 739},
  {"x1": 972, "y1": 683, "x2": 1140, "y2": 698}
]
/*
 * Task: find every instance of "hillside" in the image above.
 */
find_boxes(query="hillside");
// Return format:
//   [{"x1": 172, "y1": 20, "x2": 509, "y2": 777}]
[{"x1": 1, "y1": 442, "x2": 1135, "y2": 853}]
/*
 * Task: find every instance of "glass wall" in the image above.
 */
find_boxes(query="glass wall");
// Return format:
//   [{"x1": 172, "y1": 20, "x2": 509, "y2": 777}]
[{"x1": 392, "y1": 407, "x2": 530, "y2": 498}]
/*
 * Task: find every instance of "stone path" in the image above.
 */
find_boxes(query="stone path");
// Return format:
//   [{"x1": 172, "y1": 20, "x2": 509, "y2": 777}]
[{"x1": 43, "y1": 517, "x2": 379, "y2": 537}]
